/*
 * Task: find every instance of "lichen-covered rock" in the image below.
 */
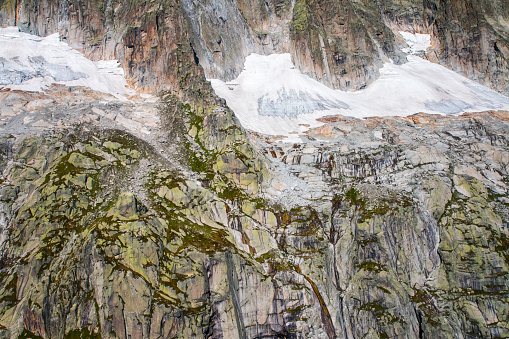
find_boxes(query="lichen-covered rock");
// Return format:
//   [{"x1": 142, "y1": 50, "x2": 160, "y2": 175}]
[
  {"x1": 0, "y1": 106, "x2": 508, "y2": 338},
  {"x1": 107, "y1": 192, "x2": 147, "y2": 221},
  {"x1": 0, "y1": 1, "x2": 509, "y2": 338}
]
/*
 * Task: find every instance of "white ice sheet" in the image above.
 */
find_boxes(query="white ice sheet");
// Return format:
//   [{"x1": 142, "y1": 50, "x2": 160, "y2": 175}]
[
  {"x1": 210, "y1": 53, "x2": 509, "y2": 140},
  {"x1": 0, "y1": 27, "x2": 133, "y2": 98}
]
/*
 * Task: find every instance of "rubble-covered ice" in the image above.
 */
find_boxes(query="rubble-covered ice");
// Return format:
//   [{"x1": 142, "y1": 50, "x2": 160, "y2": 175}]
[
  {"x1": 0, "y1": 27, "x2": 133, "y2": 98},
  {"x1": 209, "y1": 53, "x2": 509, "y2": 140}
]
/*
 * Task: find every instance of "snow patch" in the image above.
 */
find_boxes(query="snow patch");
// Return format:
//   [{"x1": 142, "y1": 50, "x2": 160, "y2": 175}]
[
  {"x1": 0, "y1": 27, "x2": 133, "y2": 98},
  {"x1": 400, "y1": 31, "x2": 431, "y2": 54},
  {"x1": 209, "y1": 53, "x2": 509, "y2": 141}
]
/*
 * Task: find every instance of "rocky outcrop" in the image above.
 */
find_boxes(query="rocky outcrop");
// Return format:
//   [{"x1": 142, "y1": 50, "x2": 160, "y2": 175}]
[
  {"x1": 0, "y1": 1, "x2": 509, "y2": 338},
  {"x1": 288, "y1": 0, "x2": 509, "y2": 93},
  {"x1": 0, "y1": 0, "x2": 211, "y2": 95},
  {"x1": 431, "y1": 0, "x2": 509, "y2": 95},
  {"x1": 289, "y1": 0, "x2": 405, "y2": 90},
  {"x1": 0, "y1": 77, "x2": 508, "y2": 338}
]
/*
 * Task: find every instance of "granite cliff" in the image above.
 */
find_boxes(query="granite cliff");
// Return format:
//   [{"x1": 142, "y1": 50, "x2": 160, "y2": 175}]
[
  {"x1": 1, "y1": 0, "x2": 508, "y2": 93},
  {"x1": 0, "y1": 0, "x2": 508, "y2": 338}
]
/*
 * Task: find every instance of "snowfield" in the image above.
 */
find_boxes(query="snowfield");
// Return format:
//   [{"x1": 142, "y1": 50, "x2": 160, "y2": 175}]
[
  {"x1": 210, "y1": 32, "x2": 509, "y2": 140},
  {"x1": 2, "y1": 27, "x2": 508, "y2": 141},
  {"x1": 0, "y1": 27, "x2": 133, "y2": 98},
  {"x1": 399, "y1": 32, "x2": 432, "y2": 54}
]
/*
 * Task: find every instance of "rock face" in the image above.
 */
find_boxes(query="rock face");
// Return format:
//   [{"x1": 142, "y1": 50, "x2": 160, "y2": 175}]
[
  {"x1": 0, "y1": 88, "x2": 508, "y2": 338},
  {"x1": 1, "y1": 0, "x2": 508, "y2": 94},
  {"x1": 0, "y1": 1, "x2": 509, "y2": 339},
  {"x1": 289, "y1": 0, "x2": 509, "y2": 93},
  {"x1": 430, "y1": 0, "x2": 509, "y2": 96},
  {"x1": 0, "y1": 0, "x2": 209, "y2": 94}
]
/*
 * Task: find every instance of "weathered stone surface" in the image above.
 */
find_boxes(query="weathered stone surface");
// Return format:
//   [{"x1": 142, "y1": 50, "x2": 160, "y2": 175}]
[
  {"x1": 0, "y1": 1, "x2": 508, "y2": 338},
  {"x1": 0, "y1": 101, "x2": 508, "y2": 338},
  {"x1": 1, "y1": 0, "x2": 508, "y2": 94}
]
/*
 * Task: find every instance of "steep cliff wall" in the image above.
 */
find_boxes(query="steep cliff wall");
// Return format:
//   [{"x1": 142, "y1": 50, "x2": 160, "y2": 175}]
[
  {"x1": 0, "y1": 90, "x2": 508, "y2": 338},
  {"x1": 0, "y1": 1, "x2": 509, "y2": 338},
  {"x1": 0, "y1": 0, "x2": 211, "y2": 95},
  {"x1": 2, "y1": 0, "x2": 508, "y2": 94},
  {"x1": 432, "y1": 0, "x2": 509, "y2": 95},
  {"x1": 288, "y1": 0, "x2": 509, "y2": 93}
]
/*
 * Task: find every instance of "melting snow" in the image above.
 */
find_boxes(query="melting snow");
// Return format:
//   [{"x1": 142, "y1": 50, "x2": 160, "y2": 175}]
[
  {"x1": 209, "y1": 53, "x2": 509, "y2": 140},
  {"x1": 0, "y1": 27, "x2": 133, "y2": 98}
]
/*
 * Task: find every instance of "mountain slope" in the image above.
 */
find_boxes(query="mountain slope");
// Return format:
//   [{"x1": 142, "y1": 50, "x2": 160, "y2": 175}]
[
  {"x1": 1, "y1": 0, "x2": 508, "y2": 94},
  {"x1": 0, "y1": 1, "x2": 508, "y2": 339}
]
